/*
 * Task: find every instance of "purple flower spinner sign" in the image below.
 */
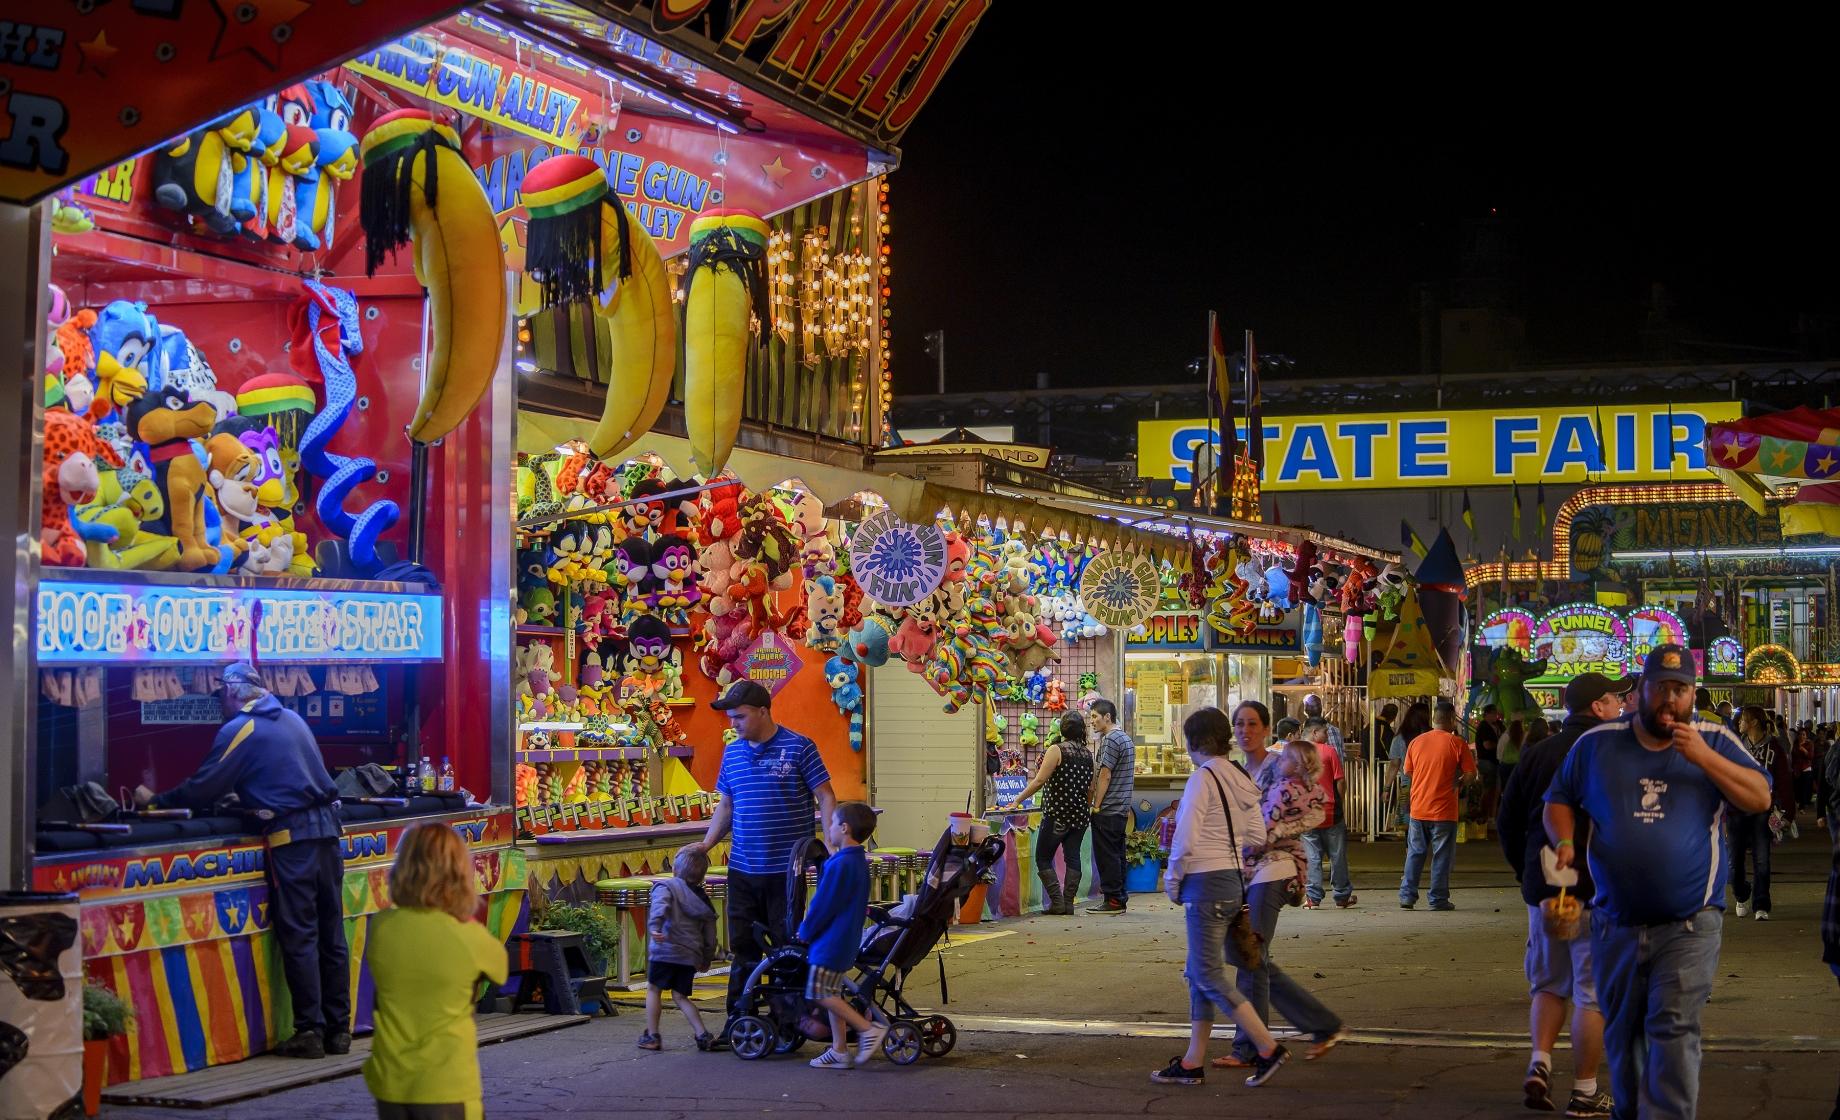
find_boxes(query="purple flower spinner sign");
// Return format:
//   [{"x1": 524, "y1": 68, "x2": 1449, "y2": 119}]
[{"x1": 849, "y1": 510, "x2": 947, "y2": 608}]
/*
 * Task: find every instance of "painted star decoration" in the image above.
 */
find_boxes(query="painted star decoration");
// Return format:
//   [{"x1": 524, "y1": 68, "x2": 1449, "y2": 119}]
[
  {"x1": 210, "y1": 0, "x2": 313, "y2": 70},
  {"x1": 78, "y1": 29, "x2": 119, "y2": 77},
  {"x1": 761, "y1": 155, "x2": 792, "y2": 188}
]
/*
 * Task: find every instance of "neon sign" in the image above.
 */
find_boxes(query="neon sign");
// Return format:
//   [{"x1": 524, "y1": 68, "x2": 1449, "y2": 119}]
[
  {"x1": 1479, "y1": 609, "x2": 1536, "y2": 653},
  {"x1": 1626, "y1": 606, "x2": 1689, "y2": 672},
  {"x1": 1533, "y1": 605, "x2": 1629, "y2": 678},
  {"x1": 36, "y1": 574, "x2": 443, "y2": 665},
  {"x1": 1706, "y1": 636, "x2": 1745, "y2": 678}
]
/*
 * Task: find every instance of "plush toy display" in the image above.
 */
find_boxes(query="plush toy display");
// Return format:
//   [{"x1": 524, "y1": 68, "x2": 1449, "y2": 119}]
[
  {"x1": 126, "y1": 386, "x2": 225, "y2": 572},
  {"x1": 295, "y1": 279, "x2": 400, "y2": 574},
  {"x1": 840, "y1": 614, "x2": 895, "y2": 669},
  {"x1": 824, "y1": 656, "x2": 865, "y2": 751},
  {"x1": 682, "y1": 210, "x2": 768, "y2": 476},
  {"x1": 75, "y1": 472, "x2": 179, "y2": 571},
  {"x1": 152, "y1": 105, "x2": 267, "y2": 234},
  {"x1": 516, "y1": 152, "x2": 676, "y2": 461},
  {"x1": 358, "y1": 110, "x2": 508, "y2": 444},
  {"x1": 289, "y1": 80, "x2": 358, "y2": 252},
  {"x1": 41, "y1": 411, "x2": 124, "y2": 567}
]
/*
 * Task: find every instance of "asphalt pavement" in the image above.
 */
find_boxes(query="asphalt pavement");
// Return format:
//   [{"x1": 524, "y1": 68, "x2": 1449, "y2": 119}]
[{"x1": 105, "y1": 826, "x2": 1840, "y2": 1119}]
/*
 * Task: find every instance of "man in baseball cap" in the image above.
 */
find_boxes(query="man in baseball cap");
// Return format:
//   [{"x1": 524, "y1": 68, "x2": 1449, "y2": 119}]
[
  {"x1": 691, "y1": 678, "x2": 836, "y2": 1048},
  {"x1": 137, "y1": 659, "x2": 350, "y2": 1059},
  {"x1": 1498, "y1": 670, "x2": 1631, "y2": 1113},
  {"x1": 1543, "y1": 643, "x2": 1770, "y2": 1116}
]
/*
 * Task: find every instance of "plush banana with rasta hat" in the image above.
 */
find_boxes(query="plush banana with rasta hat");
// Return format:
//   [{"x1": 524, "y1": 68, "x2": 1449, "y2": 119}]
[
  {"x1": 682, "y1": 209, "x2": 768, "y2": 478},
  {"x1": 516, "y1": 153, "x2": 677, "y2": 462},
  {"x1": 356, "y1": 109, "x2": 507, "y2": 444}
]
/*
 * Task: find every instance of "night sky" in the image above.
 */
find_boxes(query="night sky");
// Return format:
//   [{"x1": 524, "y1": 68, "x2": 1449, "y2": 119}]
[{"x1": 890, "y1": 15, "x2": 1840, "y2": 397}]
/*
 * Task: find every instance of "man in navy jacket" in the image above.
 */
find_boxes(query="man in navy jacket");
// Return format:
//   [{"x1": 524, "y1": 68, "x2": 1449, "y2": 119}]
[{"x1": 142, "y1": 662, "x2": 349, "y2": 1059}]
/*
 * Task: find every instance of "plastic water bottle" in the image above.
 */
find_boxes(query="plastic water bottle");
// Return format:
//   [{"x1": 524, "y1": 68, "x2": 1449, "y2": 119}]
[
  {"x1": 439, "y1": 756, "x2": 455, "y2": 792},
  {"x1": 418, "y1": 756, "x2": 435, "y2": 792}
]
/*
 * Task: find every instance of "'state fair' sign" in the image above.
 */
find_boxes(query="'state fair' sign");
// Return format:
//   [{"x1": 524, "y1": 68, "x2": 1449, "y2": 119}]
[{"x1": 37, "y1": 576, "x2": 444, "y2": 665}]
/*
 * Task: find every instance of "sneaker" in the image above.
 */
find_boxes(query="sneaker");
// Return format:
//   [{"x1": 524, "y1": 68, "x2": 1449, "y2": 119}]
[
  {"x1": 1523, "y1": 1061, "x2": 1554, "y2": 1111},
  {"x1": 855, "y1": 1024, "x2": 887, "y2": 1066},
  {"x1": 1754, "y1": 909, "x2": 1771, "y2": 921},
  {"x1": 809, "y1": 1049, "x2": 852, "y2": 1070},
  {"x1": 1564, "y1": 1088, "x2": 1614, "y2": 1118},
  {"x1": 324, "y1": 1031, "x2": 352, "y2": 1056},
  {"x1": 1305, "y1": 1028, "x2": 1348, "y2": 1060},
  {"x1": 636, "y1": 1030, "x2": 662, "y2": 1051},
  {"x1": 1244, "y1": 1044, "x2": 1290, "y2": 1087},
  {"x1": 1431, "y1": 901, "x2": 1457, "y2": 912},
  {"x1": 1399, "y1": 900, "x2": 1416, "y2": 910},
  {"x1": 1085, "y1": 899, "x2": 1128, "y2": 915},
  {"x1": 274, "y1": 1031, "x2": 325, "y2": 1060},
  {"x1": 1735, "y1": 900, "x2": 1750, "y2": 918},
  {"x1": 1150, "y1": 1056, "x2": 1205, "y2": 1085},
  {"x1": 1335, "y1": 894, "x2": 1359, "y2": 909}
]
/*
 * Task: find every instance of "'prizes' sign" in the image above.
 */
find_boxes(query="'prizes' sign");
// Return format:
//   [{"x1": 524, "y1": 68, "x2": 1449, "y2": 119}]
[{"x1": 850, "y1": 511, "x2": 946, "y2": 608}]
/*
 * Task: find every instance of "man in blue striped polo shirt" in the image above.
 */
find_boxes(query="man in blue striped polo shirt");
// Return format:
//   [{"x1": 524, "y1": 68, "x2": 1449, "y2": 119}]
[{"x1": 690, "y1": 680, "x2": 836, "y2": 1049}]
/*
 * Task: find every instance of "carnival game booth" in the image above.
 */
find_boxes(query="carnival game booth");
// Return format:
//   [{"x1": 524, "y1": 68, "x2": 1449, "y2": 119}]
[
  {"x1": 508, "y1": 411, "x2": 1191, "y2": 925},
  {"x1": 13, "y1": 61, "x2": 541, "y2": 1101}
]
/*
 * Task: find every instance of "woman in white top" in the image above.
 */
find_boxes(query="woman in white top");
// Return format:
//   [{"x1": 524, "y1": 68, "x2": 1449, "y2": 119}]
[
  {"x1": 1149, "y1": 706, "x2": 1290, "y2": 1088},
  {"x1": 1221, "y1": 702, "x2": 1346, "y2": 1067}
]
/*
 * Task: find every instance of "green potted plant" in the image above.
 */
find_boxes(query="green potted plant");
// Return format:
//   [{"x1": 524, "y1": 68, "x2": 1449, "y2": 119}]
[
  {"x1": 1123, "y1": 827, "x2": 1164, "y2": 894},
  {"x1": 532, "y1": 902, "x2": 621, "y2": 975},
  {"x1": 82, "y1": 983, "x2": 133, "y2": 1116}
]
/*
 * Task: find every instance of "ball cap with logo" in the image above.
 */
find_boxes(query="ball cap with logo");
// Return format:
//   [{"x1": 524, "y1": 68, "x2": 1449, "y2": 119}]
[
  {"x1": 1640, "y1": 643, "x2": 1697, "y2": 686},
  {"x1": 1563, "y1": 670, "x2": 1634, "y2": 712},
  {"x1": 711, "y1": 680, "x2": 773, "y2": 710}
]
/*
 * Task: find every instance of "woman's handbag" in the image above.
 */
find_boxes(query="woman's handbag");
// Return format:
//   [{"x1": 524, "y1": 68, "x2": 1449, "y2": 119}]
[{"x1": 1203, "y1": 767, "x2": 1265, "y2": 970}]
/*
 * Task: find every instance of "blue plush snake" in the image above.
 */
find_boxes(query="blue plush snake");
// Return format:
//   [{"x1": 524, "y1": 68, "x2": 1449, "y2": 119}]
[{"x1": 298, "y1": 278, "x2": 399, "y2": 571}]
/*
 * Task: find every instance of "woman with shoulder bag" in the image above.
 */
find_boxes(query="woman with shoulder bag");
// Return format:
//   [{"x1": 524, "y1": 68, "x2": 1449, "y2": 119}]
[
  {"x1": 1221, "y1": 704, "x2": 1348, "y2": 1069},
  {"x1": 1149, "y1": 706, "x2": 1290, "y2": 1088},
  {"x1": 999, "y1": 712, "x2": 1096, "y2": 915}
]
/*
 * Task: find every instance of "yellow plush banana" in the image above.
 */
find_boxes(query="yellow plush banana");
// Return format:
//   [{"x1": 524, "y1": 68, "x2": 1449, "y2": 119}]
[
  {"x1": 517, "y1": 154, "x2": 676, "y2": 461},
  {"x1": 682, "y1": 210, "x2": 768, "y2": 478},
  {"x1": 356, "y1": 110, "x2": 507, "y2": 443}
]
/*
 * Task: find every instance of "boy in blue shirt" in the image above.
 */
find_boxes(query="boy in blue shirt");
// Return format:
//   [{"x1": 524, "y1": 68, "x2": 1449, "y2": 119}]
[
  {"x1": 797, "y1": 802, "x2": 880, "y2": 1069},
  {"x1": 1545, "y1": 645, "x2": 1770, "y2": 1120}
]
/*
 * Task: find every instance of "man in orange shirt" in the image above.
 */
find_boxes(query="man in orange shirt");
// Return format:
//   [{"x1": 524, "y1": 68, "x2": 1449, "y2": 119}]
[{"x1": 1399, "y1": 700, "x2": 1477, "y2": 912}]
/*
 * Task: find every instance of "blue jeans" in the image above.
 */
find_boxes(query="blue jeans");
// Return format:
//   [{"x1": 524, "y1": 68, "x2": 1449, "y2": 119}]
[
  {"x1": 1398, "y1": 819, "x2": 1456, "y2": 907},
  {"x1": 1181, "y1": 878, "x2": 1250, "y2": 1021},
  {"x1": 1590, "y1": 907, "x2": 1722, "y2": 1120},
  {"x1": 1302, "y1": 821, "x2": 1352, "y2": 903},
  {"x1": 1231, "y1": 879, "x2": 1342, "y2": 1058}
]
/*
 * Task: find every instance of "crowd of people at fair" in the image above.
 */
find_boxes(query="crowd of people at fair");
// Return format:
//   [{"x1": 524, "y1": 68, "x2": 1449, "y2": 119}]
[{"x1": 1138, "y1": 645, "x2": 1840, "y2": 1119}]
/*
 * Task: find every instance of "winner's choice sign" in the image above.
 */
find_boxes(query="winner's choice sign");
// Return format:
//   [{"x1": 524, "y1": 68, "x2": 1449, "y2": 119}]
[{"x1": 849, "y1": 511, "x2": 947, "y2": 608}]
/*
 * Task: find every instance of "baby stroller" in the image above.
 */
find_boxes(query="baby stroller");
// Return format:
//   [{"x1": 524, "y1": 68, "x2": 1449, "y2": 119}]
[{"x1": 726, "y1": 828, "x2": 1006, "y2": 1065}]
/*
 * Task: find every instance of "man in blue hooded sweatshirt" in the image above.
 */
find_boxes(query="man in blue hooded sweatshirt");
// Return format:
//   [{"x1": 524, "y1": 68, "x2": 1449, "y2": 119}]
[{"x1": 140, "y1": 661, "x2": 349, "y2": 1059}]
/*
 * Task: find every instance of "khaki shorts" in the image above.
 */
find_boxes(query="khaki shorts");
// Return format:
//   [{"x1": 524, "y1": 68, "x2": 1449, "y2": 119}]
[{"x1": 1525, "y1": 903, "x2": 1598, "y2": 1011}]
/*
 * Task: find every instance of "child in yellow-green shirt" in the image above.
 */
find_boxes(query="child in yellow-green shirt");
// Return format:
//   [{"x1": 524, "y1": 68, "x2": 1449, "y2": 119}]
[{"x1": 363, "y1": 823, "x2": 509, "y2": 1120}]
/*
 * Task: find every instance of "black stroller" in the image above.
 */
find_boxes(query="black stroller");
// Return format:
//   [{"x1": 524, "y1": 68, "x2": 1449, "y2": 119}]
[{"x1": 727, "y1": 828, "x2": 1006, "y2": 1065}]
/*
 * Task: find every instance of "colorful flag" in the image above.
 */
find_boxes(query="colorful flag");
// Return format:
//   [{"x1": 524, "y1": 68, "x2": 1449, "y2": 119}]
[
  {"x1": 1208, "y1": 311, "x2": 1236, "y2": 501},
  {"x1": 1401, "y1": 519, "x2": 1427, "y2": 560},
  {"x1": 1244, "y1": 329, "x2": 1264, "y2": 471},
  {"x1": 1511, "y1": 481, "x2": 1523, "y2": 542},
  {"x1": 1461, "y1": 490, "x2": 1476, "y2": 536}
]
